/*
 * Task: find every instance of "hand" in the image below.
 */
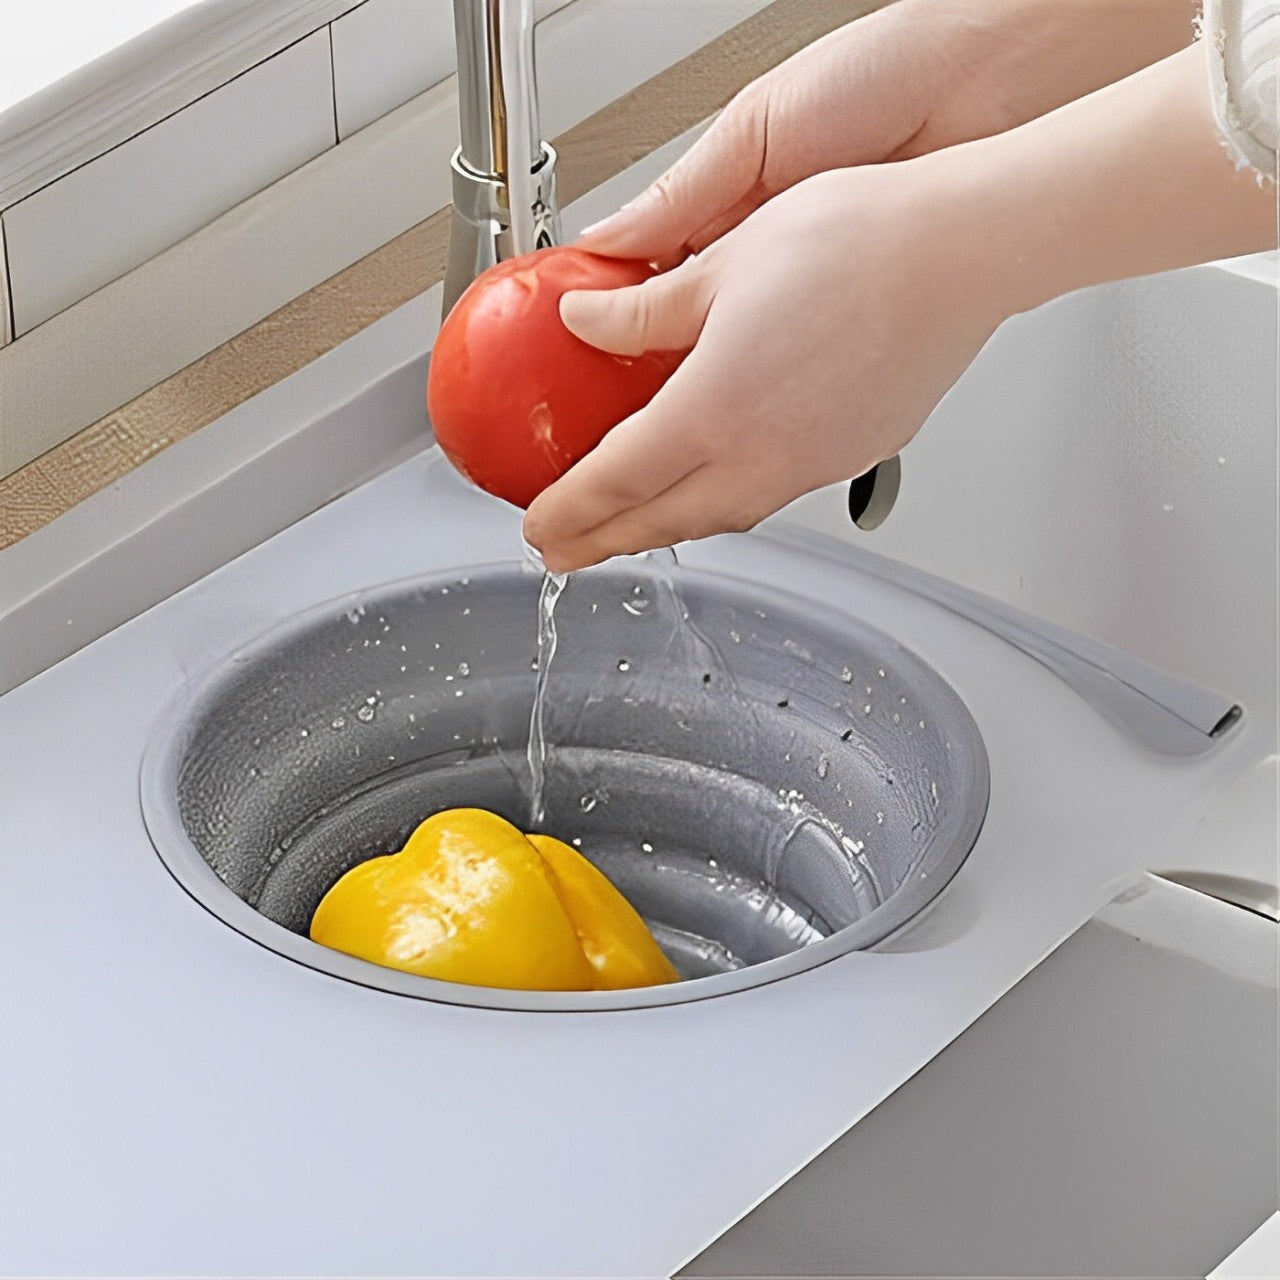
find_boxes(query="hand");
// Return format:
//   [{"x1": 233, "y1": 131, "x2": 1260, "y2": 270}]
[
  {"x1": 522, "y1": 42, "x2": 1275, "y2": 574},
  {"x1": 577, "y1": 0, "x2": 1193, "y2": 266},
  {"x1": 523, "y1": 163, "x2": 1008, "y2": 572}
]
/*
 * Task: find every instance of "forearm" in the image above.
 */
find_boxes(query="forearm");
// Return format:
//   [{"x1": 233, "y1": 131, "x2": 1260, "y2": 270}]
[
  {"x1": 901, "y1": 0, "x2": 1197, "y2": 150},
  {"x1": 936, "y1": 39, "x2": 1276, "y2": 316}
]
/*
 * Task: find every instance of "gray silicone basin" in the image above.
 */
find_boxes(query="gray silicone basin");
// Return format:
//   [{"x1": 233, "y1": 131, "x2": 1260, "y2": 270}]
[{"x1": 141, "y1": 558, "x2": 989, "y2": 1010}]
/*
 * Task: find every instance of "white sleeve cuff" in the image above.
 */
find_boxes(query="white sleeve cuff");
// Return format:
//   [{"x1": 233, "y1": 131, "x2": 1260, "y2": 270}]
[{"x1": 1203, "y1": 0, "x2": 1280, "y2": 175}]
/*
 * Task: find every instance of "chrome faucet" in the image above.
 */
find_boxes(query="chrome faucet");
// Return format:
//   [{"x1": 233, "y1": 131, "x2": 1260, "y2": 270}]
[{"x1": 444, "y1": 0, "x2": 561, "y2": 315}]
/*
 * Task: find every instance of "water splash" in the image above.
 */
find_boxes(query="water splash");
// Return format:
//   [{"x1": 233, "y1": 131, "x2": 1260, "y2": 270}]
[{"x1": 526, "y1": 569, "x2": 567, "y2": 827}]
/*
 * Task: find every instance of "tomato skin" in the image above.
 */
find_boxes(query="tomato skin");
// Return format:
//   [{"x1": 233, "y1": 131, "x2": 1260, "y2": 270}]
[{"x1": 427, "y1": 246, "x2": 686, "y2": 509}]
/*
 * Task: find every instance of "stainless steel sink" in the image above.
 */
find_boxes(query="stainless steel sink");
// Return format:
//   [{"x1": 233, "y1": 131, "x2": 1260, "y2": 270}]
[{"x1": 141, "y1": 556, "x2": 989, "y2": 1010}]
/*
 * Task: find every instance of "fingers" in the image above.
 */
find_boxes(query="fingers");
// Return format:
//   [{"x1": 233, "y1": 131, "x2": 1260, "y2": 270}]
[
  {"x1": 528, "y1": 258, "x2": 720, "y2": 566},
  {"x1": 528, "y1": 461, "x2": 773, "y2": 573},
  {"x1": 523, "y1": 336, "x2": 785, "y2": 573},
  {"x1": 576, "y1": 90, "x2": 769, "y2": 263},
  {"x1": 560, "y1": 259, "x2": 712, "y2": 356},
  {"x1": 522, "y1": 361, "x2": 712, "y2": 559}
]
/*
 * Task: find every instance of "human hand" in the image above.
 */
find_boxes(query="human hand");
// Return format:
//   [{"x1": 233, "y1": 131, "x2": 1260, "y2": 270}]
[
  {"x1": 522, "y1": 39, "x2": 1275, "y2": 574},
  {"x1": 523, "y1": 163, "x2": 1008, "y2": 572},
  {"x1": 578, "y1": 0, "x2": 1192, "y2": 266}
]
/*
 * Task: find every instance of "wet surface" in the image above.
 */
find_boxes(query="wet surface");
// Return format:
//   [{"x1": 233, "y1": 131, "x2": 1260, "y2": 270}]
[{"x1": 154, "y1": 557, "x2": 988, "y2": 998}]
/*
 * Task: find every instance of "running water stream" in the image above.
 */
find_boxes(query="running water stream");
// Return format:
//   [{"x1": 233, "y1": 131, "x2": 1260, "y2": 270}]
[
  {"x1": 524, "y1": 548, "x2": 702, "y2": 831},
  {"x1": 526, "y1": 568, "x2": 566, "y2": 827},
  {"x1": 515, "y1": 547, "x2": 894, "y2": 974}
]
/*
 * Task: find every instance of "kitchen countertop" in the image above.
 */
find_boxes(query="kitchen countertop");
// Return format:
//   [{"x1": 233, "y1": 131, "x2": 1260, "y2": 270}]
[{"x1": 0, "y1": 445, "x2": 1265, "y2": 1278}]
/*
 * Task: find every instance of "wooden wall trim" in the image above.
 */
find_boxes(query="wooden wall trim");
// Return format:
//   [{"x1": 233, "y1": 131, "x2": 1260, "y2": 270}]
[{"x1": 0, "y1": 0, "x2": 881, "y2": 550}]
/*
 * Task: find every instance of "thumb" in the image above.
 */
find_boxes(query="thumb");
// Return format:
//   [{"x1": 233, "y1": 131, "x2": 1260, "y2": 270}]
[{"x1": 559, "y1": 261, "x2": 711, "y2": 356}]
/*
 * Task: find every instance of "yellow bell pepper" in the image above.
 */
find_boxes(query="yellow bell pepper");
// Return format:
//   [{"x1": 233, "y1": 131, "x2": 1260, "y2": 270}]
[{"x1": 309, "y1": 807, "x2": 678, "y2": 991}]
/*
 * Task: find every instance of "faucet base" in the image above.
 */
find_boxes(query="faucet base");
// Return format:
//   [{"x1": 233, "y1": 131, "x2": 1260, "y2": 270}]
[{"x1": 443, "y1": 142, "x2": 560, "y2": 314}]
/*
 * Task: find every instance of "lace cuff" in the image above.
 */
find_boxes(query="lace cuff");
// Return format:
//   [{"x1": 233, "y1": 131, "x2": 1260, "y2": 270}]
[{"x1": 1203, "y1": 0, "x2": 1280, "y2": 175}]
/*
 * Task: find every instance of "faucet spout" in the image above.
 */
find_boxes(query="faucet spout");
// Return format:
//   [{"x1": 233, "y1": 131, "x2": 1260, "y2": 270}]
[{"x1": 444, "y1": 0, "x2": 560, "y2": 315}]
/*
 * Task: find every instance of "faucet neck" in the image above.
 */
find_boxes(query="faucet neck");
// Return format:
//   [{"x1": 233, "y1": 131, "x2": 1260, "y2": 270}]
[
  {"x1": 453, "y1": 0, "x2": 541, "y2": 182},
  {"x1": 444, "y1": 0, "x2": 560, "y2": 314}
]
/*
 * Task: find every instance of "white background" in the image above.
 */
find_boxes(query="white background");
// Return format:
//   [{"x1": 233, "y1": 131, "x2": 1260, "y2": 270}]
[{"x1": 0, "y1": 0, "x2": 204, "y2": 115}]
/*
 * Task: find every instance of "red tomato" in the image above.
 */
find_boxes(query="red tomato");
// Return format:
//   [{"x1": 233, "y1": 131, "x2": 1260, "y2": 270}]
[{"x1": 427, "y1": 246, "x2": 686, "y2": 509}]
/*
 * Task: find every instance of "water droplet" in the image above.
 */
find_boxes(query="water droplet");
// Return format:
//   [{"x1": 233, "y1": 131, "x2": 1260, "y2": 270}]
[
  {"x1": 571, "y1": 837, "x2": 582, "y2": 847},
  {"x1": 247, "y1": 765, "x2": 259, "y2": 778},
  {"x1": 617, "y1": 659, "x2": 631, "y2": 673},
  {"x1": 462, "y1": 607, "x2": 471, "y2": 616},
  {"x1": 641, "y1": 842, "x2": 654, "y2": 854},
  {"x1": 299, "y1": 728, "x2": 309, "y2": 738},
  {"x1": 707, "y1": 857, "x2": 719, "y2": 870},
  {"x1": 399, "y1": 665, "x2": 407, "y2": 673},
  {"x1": 1162, "y1": 502, "x2": 1174, "y2": 513},
  {"x1": 840, "y1": 667, "x2": 853, "y2": 683},
  {"x1": 356, "y1": 706, "x2": 375, "y2": 723},
  {"x1": 863, "y1": 704, "x2": 872, "y2": 714},
  {"x1": 454, "y1": 689, "x2": 464, "y2": 698},
  {"x1": 878, "y1": 668, "x2": 886, "y2": 678},
  {"x1": 623, "y1": 587, "x2": 650, "y2": 617},
  {"x1": 1217, "y1": 455, "x2": 1227, "y2": 465}
]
